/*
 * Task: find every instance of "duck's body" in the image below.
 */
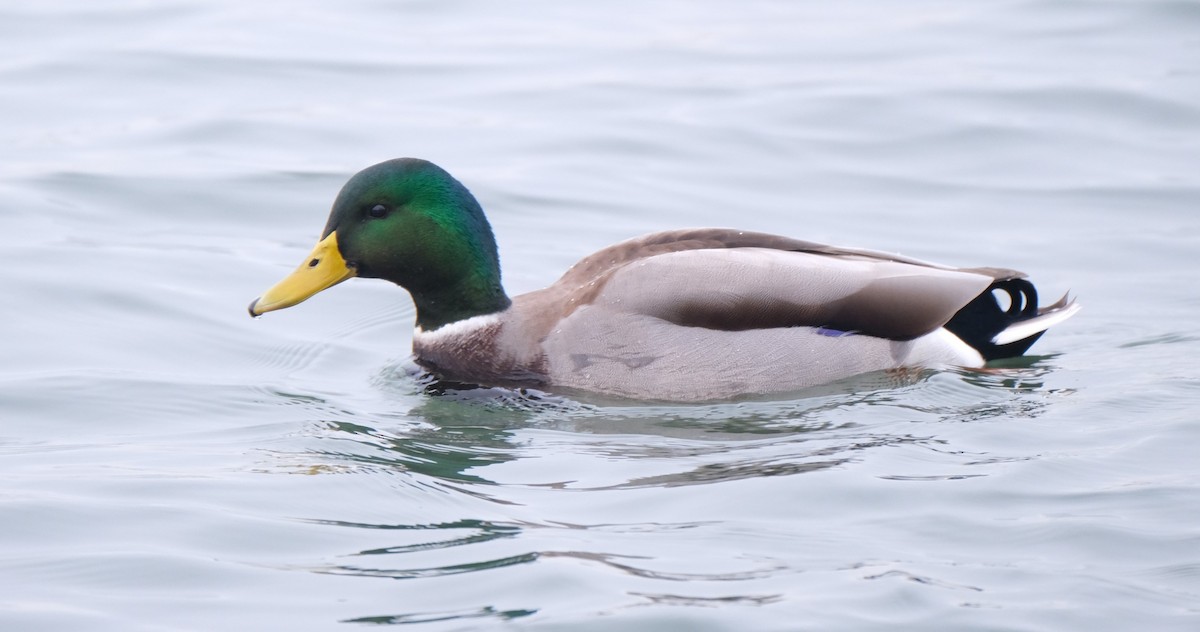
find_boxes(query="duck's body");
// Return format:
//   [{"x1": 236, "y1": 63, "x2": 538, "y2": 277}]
[{"x1": 250, "y1": 159, "x2": 1079, "y2": 402}]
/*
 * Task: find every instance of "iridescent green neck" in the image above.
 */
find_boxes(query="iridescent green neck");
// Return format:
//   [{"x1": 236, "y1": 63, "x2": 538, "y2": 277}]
[{"x1": 411, "y1": 266, "x2": 511, "y2": 331}]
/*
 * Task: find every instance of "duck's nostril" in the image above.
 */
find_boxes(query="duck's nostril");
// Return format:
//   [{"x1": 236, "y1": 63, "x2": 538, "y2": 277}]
[{"x1": 308, "y1": 258, "x2": 320, "y2": 268}]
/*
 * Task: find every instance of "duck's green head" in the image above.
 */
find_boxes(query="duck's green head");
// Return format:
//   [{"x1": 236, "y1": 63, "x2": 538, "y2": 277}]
[{"x1": 249, "y1": 158, "x2": 510, "y2": 330}]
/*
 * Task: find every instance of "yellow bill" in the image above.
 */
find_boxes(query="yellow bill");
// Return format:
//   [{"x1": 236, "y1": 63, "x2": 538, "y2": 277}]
[{"x1": 248, "y1": 231, "x2": 355, "y2": 317}]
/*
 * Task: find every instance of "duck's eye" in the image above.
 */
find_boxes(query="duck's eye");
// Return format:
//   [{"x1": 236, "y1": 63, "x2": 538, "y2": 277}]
[{"x1": 368, "y1": 204, "x2": 388, "y2": 218}]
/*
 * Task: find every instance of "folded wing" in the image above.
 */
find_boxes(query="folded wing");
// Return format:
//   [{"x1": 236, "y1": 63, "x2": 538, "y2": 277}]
[{"x1": 593, "y1": 246, "x2": 996, "y2": 341}]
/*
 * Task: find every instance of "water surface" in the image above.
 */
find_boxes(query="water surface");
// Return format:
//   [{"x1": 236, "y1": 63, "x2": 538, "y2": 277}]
[{"x1": 2, "y1": 1, "x2": 1199, "y2": 630}]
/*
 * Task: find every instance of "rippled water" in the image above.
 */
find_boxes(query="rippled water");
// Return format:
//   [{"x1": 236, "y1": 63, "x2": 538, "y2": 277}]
[{"x1": 3, "y1": 1, "x2": 1199, "y2": 630}]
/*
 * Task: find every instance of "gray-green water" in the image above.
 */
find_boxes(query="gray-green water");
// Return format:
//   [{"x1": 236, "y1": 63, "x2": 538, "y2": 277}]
[{"x1": 3, "y1": 1, "x2": 1199, "y2": 630}]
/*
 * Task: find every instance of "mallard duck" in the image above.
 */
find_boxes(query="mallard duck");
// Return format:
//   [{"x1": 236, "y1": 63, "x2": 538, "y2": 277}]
[{"x1": 249, "y1": 158, "x2": 1079, "y2": 402}]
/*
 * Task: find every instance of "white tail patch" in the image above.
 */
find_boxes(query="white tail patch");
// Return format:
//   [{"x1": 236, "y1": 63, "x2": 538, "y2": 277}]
[{"x1": 991, "y1": 300, "x2": 1082, "y2": 345}]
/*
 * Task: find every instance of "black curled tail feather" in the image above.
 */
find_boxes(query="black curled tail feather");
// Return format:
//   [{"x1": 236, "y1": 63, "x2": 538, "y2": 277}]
[{"x1": 944, "y1": 279, "x2": 1043, "y2": 361}]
